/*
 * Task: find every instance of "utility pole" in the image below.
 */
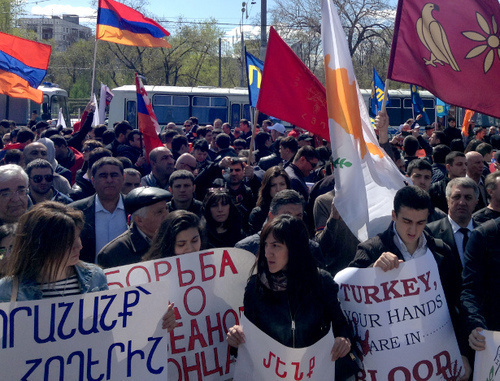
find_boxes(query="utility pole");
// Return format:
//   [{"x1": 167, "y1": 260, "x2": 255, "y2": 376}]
[
  {"x1": 260, "y1": 0, "x2": 267, "y2": 61},
  {"x1": 240, "y1": 2, "x2": 247, "y2": 88}
]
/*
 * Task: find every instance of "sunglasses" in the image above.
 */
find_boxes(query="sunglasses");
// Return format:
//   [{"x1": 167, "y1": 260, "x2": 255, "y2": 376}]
[{"x1": 31, "y1": 174, "x2": 54, "y2": 183}]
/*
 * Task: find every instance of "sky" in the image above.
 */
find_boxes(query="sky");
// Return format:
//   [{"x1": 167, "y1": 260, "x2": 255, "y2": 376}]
[{"x1": 24, "y1": 0, "x2": 275, "y2": 41}]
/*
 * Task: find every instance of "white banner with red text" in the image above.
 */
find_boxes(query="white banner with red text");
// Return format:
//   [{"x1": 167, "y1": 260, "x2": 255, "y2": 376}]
[
  {"x1": 105, "y1": 248, "x2": 256, "y2": 380},
  {"x1": 233, "y1": 314, "x2": 336, "y2": 380},
  {"x1": 334, "y1": 253, "x2": 465, "y2": 380},
  {"x1": 0, "y1": 281, "x2": 169, "y2": 380},
  {"x1": 473, "y1": 329, "x2": 500, "y2": 380}
]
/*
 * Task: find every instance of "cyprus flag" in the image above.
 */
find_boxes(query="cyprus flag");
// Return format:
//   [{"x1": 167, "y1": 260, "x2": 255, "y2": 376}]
[{"x1": 322, "y1": 0, "x2": 406, "y2": 242}]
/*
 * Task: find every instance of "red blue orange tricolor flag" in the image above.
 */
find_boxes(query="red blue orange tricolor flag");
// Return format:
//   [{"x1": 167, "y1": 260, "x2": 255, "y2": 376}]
[
  {"x1": 0, "y1": 32, "x2": 51, "y2": 103},
  {"x1": 135, "y1": 73, "x2": 163, "y2": 160},
  {"x1": 322, "y1": 0, "x2": 406, "y2": 241},
  {"x1": 388, "y1": 0, "x2": 500, "y2": 118},
  {"x1": 97, "y1": 0, "x2": 171, "y2": 48}
]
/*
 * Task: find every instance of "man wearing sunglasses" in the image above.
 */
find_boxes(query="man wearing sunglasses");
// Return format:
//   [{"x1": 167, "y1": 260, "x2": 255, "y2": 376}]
[
  {"x1": 285, "y1": 145, "x2": 319, "y2": 203},
  {"x1": 26, "y1": 159, "x2": 73, "y2": 205}
]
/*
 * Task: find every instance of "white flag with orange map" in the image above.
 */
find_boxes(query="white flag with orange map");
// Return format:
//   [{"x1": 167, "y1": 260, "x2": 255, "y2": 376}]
[{"x1": 321, "y1": 0, "x2": 406, "y2": 242}]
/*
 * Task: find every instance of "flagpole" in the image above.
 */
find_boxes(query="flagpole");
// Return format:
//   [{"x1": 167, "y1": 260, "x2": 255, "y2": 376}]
[
  {"x1": 248, "y1": 108, "x2": 259, "y2": 165},
  {"x1": 90, "y1": 39, "x2": 98, "y2": 97},
  {"x1": 381, "y1": 79, "x2": 390, "y2": 114}
]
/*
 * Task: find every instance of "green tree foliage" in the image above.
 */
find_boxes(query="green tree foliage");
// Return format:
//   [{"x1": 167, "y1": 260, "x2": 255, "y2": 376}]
[{"x1": 46, "y1": 17, "x2": 240, "y2": 96}]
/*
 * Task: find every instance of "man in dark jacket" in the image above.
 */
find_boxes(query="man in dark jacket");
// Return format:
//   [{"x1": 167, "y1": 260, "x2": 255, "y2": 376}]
[
  {"x1": 350, "y1": 186, "x2": 471, "y2": 378},
  {"x1": 97, "y1": 186, "x2": 171, "y2": 268},
  {"x1": 461, "y1": 217, "x2": 500, "y2": 352}
]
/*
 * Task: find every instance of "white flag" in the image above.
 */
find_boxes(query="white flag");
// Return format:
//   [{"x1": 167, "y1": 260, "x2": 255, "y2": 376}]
[
  {"x1": 92, "y1": 93, "x2": 100, "y2": 126},
  {"x1": 321, "y1": 0, "x2": 406, "y2": 242},
  {"x1": 57, "y1": 107, "x2": 66, "y2": 129},
  {"x1": 98, "y1": 83, "x2": 113, "y2": 124}
]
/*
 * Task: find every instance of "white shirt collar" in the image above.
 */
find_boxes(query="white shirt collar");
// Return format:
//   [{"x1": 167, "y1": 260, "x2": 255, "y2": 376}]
[
  {"x1": 447, "y1": 215, "x2": 474, "y2": 234},
  {"x1": 95, "y1": 194, "x2": 124, "y2": 213}
]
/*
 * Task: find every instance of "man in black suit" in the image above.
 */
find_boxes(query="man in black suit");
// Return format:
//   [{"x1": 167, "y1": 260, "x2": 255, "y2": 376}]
[
  {"x1": 427, "y1": 177, "x2": 479, "y2": 269},
  {"x1": 70, "y1": 157, "x2": 127, "y2": 264}
]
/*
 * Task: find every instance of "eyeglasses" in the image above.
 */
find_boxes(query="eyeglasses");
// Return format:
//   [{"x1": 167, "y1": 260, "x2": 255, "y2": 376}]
[
  {"x1": 31, "y1": 175, "x2": 54, "y2": 183},
  {"x1": 305, "y1": 158, "x2": 319, "y2": 169},
  {"x1": 0, "y1": 188, "x2": 28, "y2": 200},
  {"x1": 208, "y1": 187, "x2": 228, "y2": 194}
]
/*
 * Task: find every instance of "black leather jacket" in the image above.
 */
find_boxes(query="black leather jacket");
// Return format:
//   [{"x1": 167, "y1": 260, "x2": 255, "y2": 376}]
[{"x1": 243, "y1": 270, "x2": 351, "y2": 348}]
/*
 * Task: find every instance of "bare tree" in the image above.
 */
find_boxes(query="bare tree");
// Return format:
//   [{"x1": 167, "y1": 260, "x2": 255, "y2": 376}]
[{"x1": 269, "y1": 0, "x2": 394, "y2": 86}]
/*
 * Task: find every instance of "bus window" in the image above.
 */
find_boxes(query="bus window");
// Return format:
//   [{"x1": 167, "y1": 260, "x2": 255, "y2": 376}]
[
  {"x1": 231, "y1": 104, "x2": 240, "y2": 127},
  {"x1": 192, "y1": 96, "x2": 228, "y2": 125},
  {"x1": 126, "y1": 100, "x2": 137, "y2": 129},
  {"x1": 243, "y1": 104, "x2": 251, "y2": 120},
  {"x1": 153, "y1": 95, "x2": 189, "y2": 125},
  {"x1": 50, "y1": 95, "x2": 69, "y2": 123}
]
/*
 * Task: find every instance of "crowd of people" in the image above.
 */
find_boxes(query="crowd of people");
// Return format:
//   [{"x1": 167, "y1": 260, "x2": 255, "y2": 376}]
[{"x1": 0, "y1": 104, "x2": 498, "y2": 379}]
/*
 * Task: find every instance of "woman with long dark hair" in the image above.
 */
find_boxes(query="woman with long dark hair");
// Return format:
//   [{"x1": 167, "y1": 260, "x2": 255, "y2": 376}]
[
  {"x1": 248, "y1": 166, "x2": 290, "y2": 233},
  {"x1": 226, "y1": 215, "x2": 354, "y2": 377},
  {"x1": 203, "y1": 188, "x2": 244, "y2": 248},
  {"x1": 142, "y1": 210, "x2": 205, "y2": 260}
]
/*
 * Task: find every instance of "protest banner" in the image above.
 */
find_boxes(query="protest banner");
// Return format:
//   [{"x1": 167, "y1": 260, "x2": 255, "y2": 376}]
[
  {"x1": 0, "y1": 281, "x2": 169, "y2": 380},
  {"x1": 473, "y1": 330, "x2": 500, "y2": 380},
  {"x1": 233, "y1": 314, "x2": 336, "y2": 380},
  {"x1": 105, "y1": 247, "x2": 256, "y2": 380},
  {"x1": 334, "y1": 253, "x2": 464, "y2": 380}
]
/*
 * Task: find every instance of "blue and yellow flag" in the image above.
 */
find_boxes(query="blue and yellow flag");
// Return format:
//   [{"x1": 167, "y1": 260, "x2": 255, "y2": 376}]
[
  {"x1": 435, "y1": 98, "x2": 450, "y2": 118},
  {"x1": 411, "y1": 85, "x2": 431, "y2": 125},
  {"x1": 370, "y1": 68, "x2": 389, "y2": 116},
  {"x1": 245, "y1": 48, "x2": 263, "y2": 108}
]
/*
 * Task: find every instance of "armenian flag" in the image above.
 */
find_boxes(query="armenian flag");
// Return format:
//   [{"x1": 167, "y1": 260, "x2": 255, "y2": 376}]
[
  {"x1": 135, "y1": 73, "x2": 163, "y2": 160},
  {"x1": 97, "y1": 0, "x2": 171, "y2": 48},
  {"x1": 0, "y1": 32, "x2": 51, "y2": 103}
]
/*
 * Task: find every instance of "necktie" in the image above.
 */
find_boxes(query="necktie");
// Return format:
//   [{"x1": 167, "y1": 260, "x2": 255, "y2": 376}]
[{"x1": 458, "y1": 227, "x2": 469, "y2": 252}]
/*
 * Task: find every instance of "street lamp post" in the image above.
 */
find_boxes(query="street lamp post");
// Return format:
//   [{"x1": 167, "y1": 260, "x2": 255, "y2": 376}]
[{"x1": 240, "y1": 2, "x2": 247, "y2": 88}]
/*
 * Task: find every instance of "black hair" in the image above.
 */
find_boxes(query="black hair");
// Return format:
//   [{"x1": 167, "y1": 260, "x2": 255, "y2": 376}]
[
  {"x1": 445, "y1": 151, "x2": 466, "y2": 166},
  {"x1": 432, "y1": 144, "x2": 452, "y2": 164},
  {"x1": 215, "y1": 133, "x2": 231, "y2": 149},
  {"x1": 193, "y1": 139, "x2": 209, "y2": 152},
  {"x1": 172, "y1": 135, "x2": 189, "y2": 153},
  {"x1": 256, "y1": 215, "x2": 319, "y2": 299},
  {"x1": 394, "y1": 185, "x2": 432, "y2": 215},
  {"x1": 403, "y1": 136, "x2": 419, "y2": 156},
  {"x1": 114, "y1": 121, "x2": 133, "y2": 138},
  {"x1": 406, "y1": 158, "x2": 432, "y2": 176},
  {"x1": 17, "y1": 128, "x2": 35, "y2": 143}
]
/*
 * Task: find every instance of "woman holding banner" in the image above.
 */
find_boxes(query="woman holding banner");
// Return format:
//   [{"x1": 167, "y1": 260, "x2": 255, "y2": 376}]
[
  {"x1": 0, "y1": 201, "x2": 108, "y2": 301},
  {"x1": 0, "y1": 201, "x2": 178, "y2": 331},
  {"x1": 227, "y1": 215, "x2": 357, "y2": 379},
  {"x1": 143, "y1": 210, "x2": 205, "y2": 259}
]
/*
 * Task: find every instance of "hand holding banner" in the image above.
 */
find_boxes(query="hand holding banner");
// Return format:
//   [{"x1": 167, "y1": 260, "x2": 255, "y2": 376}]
[
  {"x1": 234, "y1": 314, "x2": 336, "y2": 380},
  {"x1": 334, "y1": 253, "x2": 465, "y2": 380},
  {"x1": 0, "y1": 282, "x2": 170, "y2": 380},
  {"x1": 105, "y1": 247, "x2": 256, "y2": 380},
  {"x1": 473, "y1": 330, "x2": 500, "y2": 380}
]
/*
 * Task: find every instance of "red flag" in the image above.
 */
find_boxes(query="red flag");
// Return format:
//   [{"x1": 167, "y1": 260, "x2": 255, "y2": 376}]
[
  {"x1": 387, "y1": 0, "x2": 500, "y2": 118},
  {"x1": 256, "y1": 27, "x2": 329, "y2": 141},
  {"x1": 135, "y1": 73, "x2": 163, "y2": 160}
]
